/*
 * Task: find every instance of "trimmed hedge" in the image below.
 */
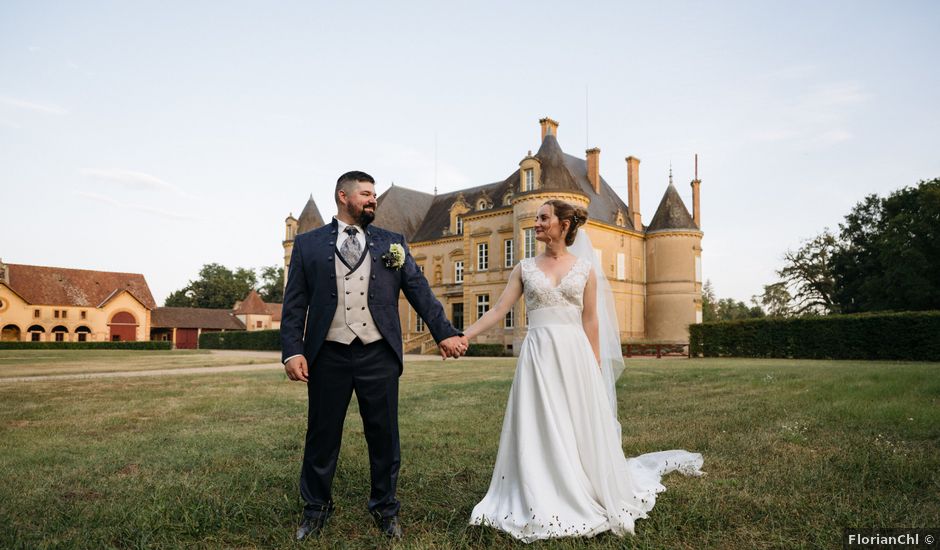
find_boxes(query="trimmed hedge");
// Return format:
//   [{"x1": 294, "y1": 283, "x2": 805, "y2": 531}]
[
  {"x1": 199, "y1": 330, "x2": 280, "y2": 351},
  {"x1": 689, "y1": 310, "x2": 940, "y2": 361},
  {"x1": 466, "y1": 343, "x2": 513, "y2": 357},
  {"x1": 0, "y1": 341, "x2": 172, "y2": 350}
]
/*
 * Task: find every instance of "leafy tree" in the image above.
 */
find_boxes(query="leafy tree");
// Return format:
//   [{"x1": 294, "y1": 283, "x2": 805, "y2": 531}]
[
  {"x1": 257, "y1": 265, "x2": 285, "y2": 303},
  {"x1": 833, "y1": 178, "x2": 940, "y2": 312},
  {"x1": 753, "y1": 282, "x2": 792, "y2": 317},
  {"x1": 164, "y1": 263, "x2": 258, "y2": 309},
  {"x1": 776, "y1": 230, "x2": 839, "y2": 315},
  {"x1": 701, "y1": 280, "x2": 718, "y2": 322},
  {"x1": 715, "y1": 298, "x2": 764, "y2": 321}
]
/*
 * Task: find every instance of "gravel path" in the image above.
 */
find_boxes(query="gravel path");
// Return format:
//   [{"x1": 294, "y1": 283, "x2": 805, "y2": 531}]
[{"x1": 0, "y1": 352, "x2": 502, "y2": 383}]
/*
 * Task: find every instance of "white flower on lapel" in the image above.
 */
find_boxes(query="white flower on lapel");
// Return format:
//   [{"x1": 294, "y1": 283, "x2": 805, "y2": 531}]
[{"x1": 382, "y1": 243, "x2": 406, "y2": 270}]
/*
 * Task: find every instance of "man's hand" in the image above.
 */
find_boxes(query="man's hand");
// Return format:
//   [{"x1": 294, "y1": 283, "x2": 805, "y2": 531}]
[
  {"x1": 285, "y1": 355, "x2": 309, "y2": 382},
  {"x1": 439, "y1": 335, "x2": 470, "y2": 359}
]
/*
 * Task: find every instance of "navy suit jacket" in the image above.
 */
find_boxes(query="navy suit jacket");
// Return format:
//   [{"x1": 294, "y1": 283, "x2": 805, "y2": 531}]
[{"x1": 280, "y1": 218, "x2": 460, "y2": 371}]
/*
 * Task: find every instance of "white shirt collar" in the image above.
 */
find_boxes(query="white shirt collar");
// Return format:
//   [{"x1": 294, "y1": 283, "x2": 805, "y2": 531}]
[{"x1": 334, "y1": 217, "x2": 363, "y2": 235}]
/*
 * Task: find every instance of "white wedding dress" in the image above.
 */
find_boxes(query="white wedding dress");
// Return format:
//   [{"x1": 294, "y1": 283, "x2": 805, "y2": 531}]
[{"x1": 469, "y1": 256, "x2": 704, "y2": 543}]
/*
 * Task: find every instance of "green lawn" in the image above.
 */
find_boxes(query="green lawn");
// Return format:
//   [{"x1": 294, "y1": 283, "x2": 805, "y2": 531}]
[
  {"x1": 0, "y1": 349, "x2": 278, "y2": 378},
  {"x1": 1, "y1": 357, "x2": 938, "y2": 549}
]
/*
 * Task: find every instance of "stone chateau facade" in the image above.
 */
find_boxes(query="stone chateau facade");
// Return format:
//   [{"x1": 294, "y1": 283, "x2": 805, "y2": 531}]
[{"x1": 283, "y1": 118, "x2": 704, "y2": 354}]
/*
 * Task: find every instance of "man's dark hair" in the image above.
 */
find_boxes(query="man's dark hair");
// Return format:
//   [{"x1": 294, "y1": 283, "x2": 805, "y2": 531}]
[{"x1": 335, "y1": 171, "x2": 375, "y2": 204}]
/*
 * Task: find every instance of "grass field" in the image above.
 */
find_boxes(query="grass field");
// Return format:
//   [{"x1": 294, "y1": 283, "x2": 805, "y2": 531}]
[
  {"x1": 1, "y1": 353, "x2": 938, "y2": 549},
  {"x1": 0, "y1": 349, "x2": 278, "y2": 378}
]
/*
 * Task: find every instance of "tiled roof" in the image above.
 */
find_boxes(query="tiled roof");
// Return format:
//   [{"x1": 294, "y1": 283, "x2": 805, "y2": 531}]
[
  {"x1": 233, "y1": 290, "x2": 268, "y2": 314},
  {"x1": 647, "y1": 183, "x2": 699, "y2": 232},
  {"x1": 151, "y1": 307, "x2": 246, "y2": 329},
  {"x1": 265, "y1": 302, "x2": 282, "y2": 322},
  {"x1": 4, "y1": 263, "x2": 157, "y2": 309}
]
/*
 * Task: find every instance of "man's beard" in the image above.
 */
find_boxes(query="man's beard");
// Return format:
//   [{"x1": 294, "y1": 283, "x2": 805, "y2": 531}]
[{"x1": 352, "y1": 204, "x2": 375, "y2": 227}]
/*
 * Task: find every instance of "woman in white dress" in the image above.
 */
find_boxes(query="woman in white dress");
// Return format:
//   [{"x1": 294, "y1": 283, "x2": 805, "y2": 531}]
[{"x1": 464, "y1": 199, "x2": 704, "y2": 543}]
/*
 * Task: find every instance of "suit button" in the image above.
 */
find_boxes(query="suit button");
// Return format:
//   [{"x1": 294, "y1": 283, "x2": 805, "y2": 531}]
[
  {"x1": 369, "y1": 293, "x2": 374, "y2": 298},
  {"x1": 360, "y1": 292, "x2": 364, "y2": 295},
  {"x1": 346, "y1": 291, "x2": 351, "y2": 295},
  {"x1": 362, "y1": 323, "x2": 367, "y2": 326},
  {"x1": 329, "y1": 274, "x2": 335, "y2": 279},
  {"x1": 328, "y1": 256, "x2": 333, "y2": 260},
  {"x1": 371, "y1": 275, "x2": 376, "y2": 280},
  {"x1": 361, "y1": 307, "x2": 365, "y2": 310},
  {"x1": 330, "y1": 293, "x2": 336, "y2": 297},
  {"x1": 346, "y1": 307, "x2": 351, "y2": 310},
  {"x1": 345, "y1": 276, "x2": 350, "y2": 280},
  {"x1": 360, "y1": 276, "x2": 364, "y2": 280}
]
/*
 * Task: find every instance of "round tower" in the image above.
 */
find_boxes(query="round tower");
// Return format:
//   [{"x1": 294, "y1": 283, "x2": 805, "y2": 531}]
[{"x1": 644, "y1": 165, "x2": 703, "y2": 343}]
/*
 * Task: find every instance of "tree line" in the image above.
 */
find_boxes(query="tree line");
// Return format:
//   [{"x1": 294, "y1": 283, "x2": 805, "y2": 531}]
[
  {"x1": 706, "y1": 177, "x2": 938, "y2": 321},
  {"x1": 164, "y1": 264, "x2": 284, "y2": 309}
]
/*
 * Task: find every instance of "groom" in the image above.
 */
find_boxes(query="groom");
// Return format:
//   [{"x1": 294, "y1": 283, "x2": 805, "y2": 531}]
[{"x1": 281, "y1": 171, "x2": 468, "y2": 540}]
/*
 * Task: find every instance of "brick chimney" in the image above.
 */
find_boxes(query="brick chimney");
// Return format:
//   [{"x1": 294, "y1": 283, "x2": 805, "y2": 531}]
[
  {"x1": 539, "y1": 117, "x2": 559, "y2": 140},
  {"x1": 586, "y1": 148, "x2": 601, "y2": 194},
  {"x1": 625, "y1": 156, "x2": 641, "y2": 228},
  {"x1": 691, "y1": 154, "x2": 701, "y2": 228},
  {"x1": 0, "y1": 258, "x2": 7, "y2": 286}
]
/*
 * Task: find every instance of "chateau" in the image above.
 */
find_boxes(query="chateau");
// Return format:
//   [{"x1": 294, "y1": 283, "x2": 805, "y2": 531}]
[{"x1": 283, "y1": 118, "x2": 704, "y2": 354}]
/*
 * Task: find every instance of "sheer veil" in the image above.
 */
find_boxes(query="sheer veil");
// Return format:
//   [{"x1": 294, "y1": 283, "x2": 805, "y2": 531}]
[{"x1": 568, "y1": 229, "x2": 625, "y2": 427}]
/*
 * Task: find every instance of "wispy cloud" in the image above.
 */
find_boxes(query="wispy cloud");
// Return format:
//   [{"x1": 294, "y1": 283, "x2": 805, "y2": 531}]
[
  {"x1": 74, "y1": 191, "x2": 200, "y2": 221},
  {"x1": 80, "y1": 168, "x2": 197, "y2": 198},
  {"x1": 0, "y1": 96, "x2": 67, "y2": 115}
]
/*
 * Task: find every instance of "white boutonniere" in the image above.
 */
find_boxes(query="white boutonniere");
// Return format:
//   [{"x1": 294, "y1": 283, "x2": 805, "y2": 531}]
[{"x1": 382, "y1": 243, "x2": 406, "y2": 270}]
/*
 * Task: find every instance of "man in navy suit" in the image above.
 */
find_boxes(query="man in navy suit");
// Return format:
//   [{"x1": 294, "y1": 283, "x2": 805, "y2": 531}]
[{"x1": 281, "y1": 171, "x2": 468, "y2": 540}]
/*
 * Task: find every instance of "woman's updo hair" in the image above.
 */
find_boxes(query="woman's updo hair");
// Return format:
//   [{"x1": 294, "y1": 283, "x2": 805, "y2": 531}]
[{"x1": 543, "y1": 199, "x2": 589, "y2": 246}]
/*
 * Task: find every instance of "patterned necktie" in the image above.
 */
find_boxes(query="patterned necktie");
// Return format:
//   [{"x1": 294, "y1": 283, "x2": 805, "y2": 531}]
[{"x1": 340, "y1": 226, "x2": 362, "y2": 266}]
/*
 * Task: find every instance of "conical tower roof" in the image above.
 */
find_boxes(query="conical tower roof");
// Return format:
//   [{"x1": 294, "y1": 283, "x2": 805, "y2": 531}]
[
  {"x1": 530, "y1": 134, "x2": 584, "y2": 195},
  {"x1": 647, "y1": 182, "x2": 699, "y2": 232},
  {"x1": 297, "y1": 194, "x2": 325, "y2": 234}
]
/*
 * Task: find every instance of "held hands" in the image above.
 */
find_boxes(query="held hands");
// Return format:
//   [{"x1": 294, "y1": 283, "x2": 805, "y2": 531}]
[
  {"x1": 284, "y1": 355, "x2": 309, "y2": 382},
  {"x1": 439, "y1": 335, "x2": 470, "y2": 360}
]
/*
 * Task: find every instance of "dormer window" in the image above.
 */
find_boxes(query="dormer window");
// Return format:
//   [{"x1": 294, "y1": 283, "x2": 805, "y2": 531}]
[
  {"x1": 503, "y1": 193, "x2": 512, "y2": 206},
  {"x1": 478, "y1": 199, "x2": 486, "y2": 210},
  {"x1": 456, "y1": 216, "x2": 463, "y2": 235},
  {"x1": 524, "y1": 169, "x2": 535, "y2": 191}
]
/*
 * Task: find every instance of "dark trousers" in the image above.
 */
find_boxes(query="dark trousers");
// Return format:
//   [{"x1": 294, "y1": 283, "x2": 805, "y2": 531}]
[{"x1": 300, "y1": 337, "x2": 401, "y2": 520}]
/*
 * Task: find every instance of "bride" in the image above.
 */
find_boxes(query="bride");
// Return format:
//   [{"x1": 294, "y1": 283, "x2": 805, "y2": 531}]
[{"x1": 464, "y1": 199, "x2": 704, "y2": 543}]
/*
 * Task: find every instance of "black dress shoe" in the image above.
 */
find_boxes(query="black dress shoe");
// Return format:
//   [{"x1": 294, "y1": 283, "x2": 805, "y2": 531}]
[
  {"x1": 373, "y1": 513, "x2": 402, "y2": 539},
  {"x1": 296, "y1": 502, "x2": 334, "y2": 540}
]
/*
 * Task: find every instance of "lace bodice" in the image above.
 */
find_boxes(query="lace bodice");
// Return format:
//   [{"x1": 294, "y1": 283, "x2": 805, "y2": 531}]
[{"x1": 521, "y1": 256, "x2": 592, "y2": 312}]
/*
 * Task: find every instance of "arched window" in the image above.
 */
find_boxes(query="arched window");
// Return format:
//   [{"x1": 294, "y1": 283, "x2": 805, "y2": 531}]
[
  {"x1": 1, "y1": 324, "x2": 21, "y2": 342},
  {"x1": 75, "y1": 325, "x2": 92, "y2": 342}
]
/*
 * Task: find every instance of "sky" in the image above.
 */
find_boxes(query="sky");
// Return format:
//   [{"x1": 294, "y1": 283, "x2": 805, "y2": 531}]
[{"x1": 2, "y1": 1, "x2": 938, "y2": 306}]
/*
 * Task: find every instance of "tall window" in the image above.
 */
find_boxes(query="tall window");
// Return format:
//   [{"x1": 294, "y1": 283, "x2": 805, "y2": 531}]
[
  {"x1": 54, "y1": 310, "x2": 59, "y2": 319},
  {"x1": 416, "y1": 316, "x2": 425, "y2": 332},
  {"x1": 695, "y1": 256, "x2": 703, "y2": 283},
  {"x1": 477, "y1": 295, "x2": 490, "y2": 320},
  {"x1": 452, "y1": 303, "x2": 464, "y2": 330},
  {"x1": 524, "y1": 228, "x2": 536, "y2": 258},
  {"x1": 34, "y1": 309, "x2": 40, "y2": 318},
  {"x1": 524, "y1": 169, "x2": 534, "y2": 191},
  {"x1": 504, "y1": 307, "x2": 514, "y2": 328},
  {"x1": 617, "y1": 253, "x2": 626, "y2": 280},
  {"x1": 504, "y1": 239, "x2": 514, "y2": 267},
  {"x1": 456, "y1": 216, "x2": 463, "y2": 235},
  {"x1": 80, "y1": 311, "x2": 87, "y2": 320},
  {"x1": 454, "y1": 261, "x2": 464, "y2": 283},
  {"x1": 477, "y1": 243, "x2": 489, "y2": 271},
  {"x1": 62, "y1": 310, "x2": 68, "y2": 319}
]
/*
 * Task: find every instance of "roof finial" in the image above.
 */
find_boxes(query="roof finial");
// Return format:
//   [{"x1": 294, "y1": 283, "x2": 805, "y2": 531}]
[
  {"x1": 669, "y1": 161, "x2": 674, "y2": 185},
  {"x1": 694, "y1": 153, "x2": 699, "y2": 180}
]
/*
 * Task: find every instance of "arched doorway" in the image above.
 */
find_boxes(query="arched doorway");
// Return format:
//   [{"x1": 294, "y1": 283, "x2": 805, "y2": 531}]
[
  {"x1": 75, "y1": 326, "x2": 92, "y2": 342},
  {"x1": 108, "y1": 311, "x2": 138, "y2": 342},
  {"x1": 27, "y1": 325, "x2": 45, "y2": 342},
  {"x1": 1, "y1": 324, "x2": 21, "y2": 341},
  {"x1": 52, "y1": 325, "x2": 69, "y2": 342}
]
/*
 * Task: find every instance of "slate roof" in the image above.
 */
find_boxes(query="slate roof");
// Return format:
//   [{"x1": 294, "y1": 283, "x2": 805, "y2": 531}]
[
  {"x1": 647, "y1": 183, "x2": 699, "y2": 232},
  {"x1": 374, "y1": 184, "x2": 436, "y2": 237},
  {"x1": 3, "y1": 263, "x2": 157, "y2": 309},
  {"x1": 408, "y1": 133, "x2": 635, "y2": 242},
  {"x1": 297, "y1": 195, "x2": 325, "y2": 234},
  {"x1": 151, "y1": 307, "x2": 246, "y2": 330}
]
